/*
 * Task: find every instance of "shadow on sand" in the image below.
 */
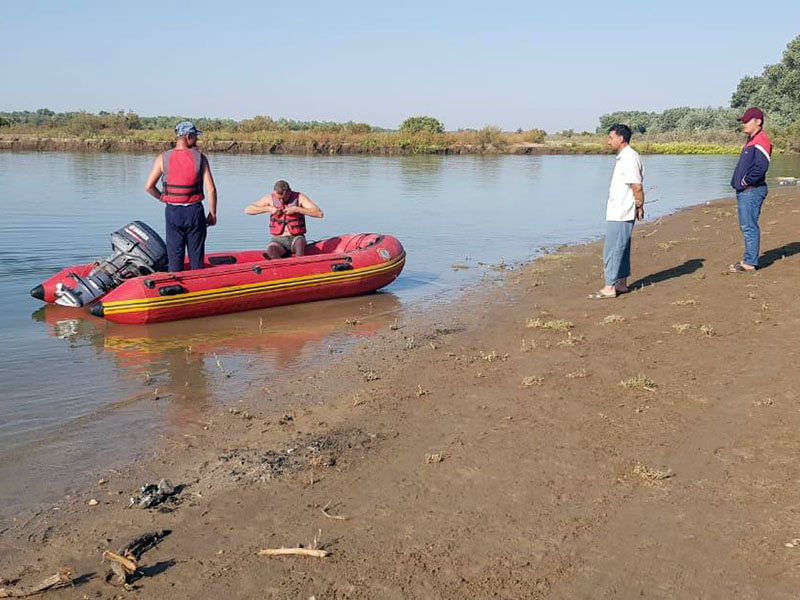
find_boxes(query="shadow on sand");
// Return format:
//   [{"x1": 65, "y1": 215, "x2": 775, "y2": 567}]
[
  {"x1": 630, "y1": 258, "x2": 705, "y2": 290},
  {"x1": 758, "y1": 242, "x2": 800, "y2": 270}
]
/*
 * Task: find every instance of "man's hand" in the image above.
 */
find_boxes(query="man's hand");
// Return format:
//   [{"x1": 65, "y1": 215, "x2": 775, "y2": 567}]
[
  {"x1": 207, "y1": 213, "x2": 217, "y2": 227},
  {"x1": 283, "y1": 205, "x2": 300, "y2": 215},
  {"x1": 630, "y1": 183, "x2": 645, "y2": 221}
]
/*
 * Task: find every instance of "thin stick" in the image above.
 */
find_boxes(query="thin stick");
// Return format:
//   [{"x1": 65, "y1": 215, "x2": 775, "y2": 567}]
[
  {"x1": 257, "y1": 548, "x2": 330, "y2": 558},
  {"x1": 320, "y1": 501, "x2": 347, "y2": 521},
  {"x1": 0, "y1": 568, "x2": 73, "y2": 598}
]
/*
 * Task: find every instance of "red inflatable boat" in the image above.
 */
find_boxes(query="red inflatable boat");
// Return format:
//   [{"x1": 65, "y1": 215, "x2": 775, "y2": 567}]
[{"x1": 33, "y1": 233, "x2": 405, "y2": 325}]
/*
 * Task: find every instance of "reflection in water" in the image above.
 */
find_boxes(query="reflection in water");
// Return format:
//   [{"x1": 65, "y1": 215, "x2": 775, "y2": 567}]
[{"x1": 33, "y1": 290, "x2": 401, "y2": 395}]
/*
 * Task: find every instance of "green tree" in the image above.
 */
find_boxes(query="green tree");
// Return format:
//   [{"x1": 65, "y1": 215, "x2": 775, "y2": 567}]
[
  {"x1": 730, "y1": 35, "x2": 800, "y2": 126},
  {"x1": 598, "y1": 111, "x2": 654, "y2": 134},
  {"x1": 399, "y1": 116, "x2": 444, "y2": 134}
]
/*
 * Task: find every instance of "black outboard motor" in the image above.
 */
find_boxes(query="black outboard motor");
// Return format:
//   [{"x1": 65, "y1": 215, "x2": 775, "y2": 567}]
[{"x1": 55, "y1": 221, "x2": 167, "y2": 308}]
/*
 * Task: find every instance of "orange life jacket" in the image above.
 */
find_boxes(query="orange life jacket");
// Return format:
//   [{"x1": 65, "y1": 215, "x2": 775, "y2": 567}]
[
  {"x1": 161, "y1": 148, "x2": 204, "y2": 204},
  {"x1": 269, "y1": 191, "x2": 307, "y2": 235}
]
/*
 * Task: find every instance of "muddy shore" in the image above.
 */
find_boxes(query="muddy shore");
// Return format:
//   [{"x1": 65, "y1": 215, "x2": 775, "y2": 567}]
[{"x1": 2, "y1": 188, "x2": 800, "y2": 598}]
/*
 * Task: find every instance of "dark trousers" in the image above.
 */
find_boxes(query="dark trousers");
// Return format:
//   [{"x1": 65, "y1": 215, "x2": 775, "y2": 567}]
[{"x1": 165, "y1": 203, "x2": 207, "y2": 271}]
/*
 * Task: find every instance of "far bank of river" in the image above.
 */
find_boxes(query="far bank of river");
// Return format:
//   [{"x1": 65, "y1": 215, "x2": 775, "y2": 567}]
[{"x1": 0, "y1": 133, "x2": 748, "y2": 156}]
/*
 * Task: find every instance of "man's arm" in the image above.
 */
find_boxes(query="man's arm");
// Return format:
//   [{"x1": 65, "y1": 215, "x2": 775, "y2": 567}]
[
  {"x1": 285, "y1": 193, "x2": 323, "y2": 218},
  {"x1": 244, "y1": 195, "x2": 278, "y2": 215},
  {"x1": 631, "y1": 183, "x2": 645, "y2": 220},
  {"x1": 202, "y1": 157, "x2": 217, "y2": 226},
  {"x1": 743, "y1": 145, "x2": 770, "y2": 187},
  {"x1": 144, "y1": 155, "x2": 164, "y2": 200}
]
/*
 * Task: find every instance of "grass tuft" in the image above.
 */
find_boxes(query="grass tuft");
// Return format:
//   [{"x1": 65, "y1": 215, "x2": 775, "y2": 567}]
[
  {"x1": 633, "y1": 462, "x2": 675, "y2": 482},
  {"x1": 526, "y1": 317, "x2": 574, "y2": 332},
  {"x1": 599, "y1": 314, "x2": 626, "y2": 325},
  {"x1": 620, "y1": 375, "x2": 657, "y2": 391},
  {"x1": 672, "y1": 299, "x2": 699, "y2": 307},
  {"x1": 521, "y1": 376, "x2": 544, "y2": 387}
]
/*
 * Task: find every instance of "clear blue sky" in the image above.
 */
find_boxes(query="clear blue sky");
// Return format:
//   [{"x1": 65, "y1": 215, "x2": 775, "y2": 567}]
[{"x1": 2, "y1": 0, "x2": 798, "y2": 132}]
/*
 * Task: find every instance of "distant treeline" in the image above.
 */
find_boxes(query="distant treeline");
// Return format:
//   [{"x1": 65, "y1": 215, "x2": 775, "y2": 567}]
[
  {"x1": 599, "y1": 35, "x2": 800, "y2": 151},
  {"x1": 0, "y1": 109, "x2": 382, "y2": 135}
]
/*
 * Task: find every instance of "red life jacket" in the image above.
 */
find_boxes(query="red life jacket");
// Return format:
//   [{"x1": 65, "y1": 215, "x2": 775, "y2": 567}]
[
  {"x1": 161, "y1": 148, "x2": 204, "y2": 204},
  {"x1": 269, "y1": 191, "x2": 307, "y2": 235}
]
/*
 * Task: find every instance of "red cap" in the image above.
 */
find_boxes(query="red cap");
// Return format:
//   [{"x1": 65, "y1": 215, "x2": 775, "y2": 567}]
[{"x1": 739, "y1": 107, "x2": 764, "y2": 123}]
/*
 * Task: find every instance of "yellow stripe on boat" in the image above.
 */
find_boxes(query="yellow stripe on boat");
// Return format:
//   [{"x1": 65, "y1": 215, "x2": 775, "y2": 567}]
[{"x1": 103, "y1": 254, "x2": 405, "y2": 315}]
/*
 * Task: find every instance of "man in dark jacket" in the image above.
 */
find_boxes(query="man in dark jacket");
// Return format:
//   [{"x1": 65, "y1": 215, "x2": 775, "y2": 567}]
[{"x1": 729, "y1": 107, "x2": 771, "y2": 272}]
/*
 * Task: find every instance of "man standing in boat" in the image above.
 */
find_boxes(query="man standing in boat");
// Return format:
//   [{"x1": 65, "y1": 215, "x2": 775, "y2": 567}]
[
  {"x1": 144, "y1": 121, "x2": 218, "y2": 272},
  {"x1": 245, "y1": 180, "x2": 323, "y2": 258}
]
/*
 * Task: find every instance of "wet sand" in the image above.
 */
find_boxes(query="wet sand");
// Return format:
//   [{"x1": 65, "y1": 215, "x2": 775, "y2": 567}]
[{"x1": 2, "y1": 187, "x2": 800, "y2": 598}]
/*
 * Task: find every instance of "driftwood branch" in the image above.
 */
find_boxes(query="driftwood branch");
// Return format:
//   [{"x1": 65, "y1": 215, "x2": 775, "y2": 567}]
[
  {"x1": 103, "y1": 551, "x2": 137, "y2": 586},
  {"x1": 257, "y1": 548, "x2": 330, "y2": 558},
  {"x1": 0, "y1": 568, "x2": 73, "y2": 598},
  {"x1": 103, "y1": 529, "x2": 171, "y2": 586},
  {"x1": 320, "y1": 501, "x2": 347, "y2": 521}
]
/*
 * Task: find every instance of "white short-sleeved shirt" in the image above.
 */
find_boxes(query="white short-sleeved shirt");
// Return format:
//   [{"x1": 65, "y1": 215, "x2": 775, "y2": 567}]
[{"x1": 606, "y1": 145, "x2": 643, "y2": 221}]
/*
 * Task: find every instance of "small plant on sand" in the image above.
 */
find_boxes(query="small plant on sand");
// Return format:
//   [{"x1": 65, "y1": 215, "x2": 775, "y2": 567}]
[
  {"x1": 657, "y1": 240, "x2": 679, "y2": 251},
  {"x1": 520, "y1": 338, "x2": 536, "y2": 352},
  {"x1": 557, "y1": 332, "x2": 585, "y2": 346},
  {"x1": 479, "y1": 350, "x2": 508, "y2": 362},
  {"x1": 699, "y1": 324, "x2": 716, "y2": 337},
  {"x1": 672, "y1": 323, "x2": 693, "y2": 334},
  {"x1": 362, "y1": 370, "x2": 380, "y2": 382},
  {"x1": 526, "y1": 317, "x2": 574, "y2": 332},
  {"x1": 424, "y1": 452, "x2": 444, "y2": 464},
  {"x1": 521, "y1": 375, "x2": 544, "y2": 387},
  {"x1": 672, "y1": 299, "x2": 699, "y2": 307},
  {"x1": 415, "y1": 385, "x2": 430, "y2": 397},
  {"x1": 565, "y1": 369, "x2": 587, "y2": 379},
  {"x1": 599, "y1": 314, "x2": 626, "y2": 325},
  {"x1": 692, "y1": 272, "x2": 707, "y2": 280},
  {"x1": 633, "y1": 462, "x2": 674, "y2": 483},
  {"x1": 620, "y1": 375, "x2": 657, "y2": 391}
]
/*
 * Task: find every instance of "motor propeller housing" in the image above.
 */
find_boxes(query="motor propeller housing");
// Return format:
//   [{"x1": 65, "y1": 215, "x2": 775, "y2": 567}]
[{"x1": 55, "y1": 221, "x2": 167, "y2": 308}]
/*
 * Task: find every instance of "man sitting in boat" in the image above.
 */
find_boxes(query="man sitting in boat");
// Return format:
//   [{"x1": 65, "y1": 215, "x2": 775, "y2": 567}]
[{"x1": 244, "y1": 180, "x2": 323, "y2": 258}]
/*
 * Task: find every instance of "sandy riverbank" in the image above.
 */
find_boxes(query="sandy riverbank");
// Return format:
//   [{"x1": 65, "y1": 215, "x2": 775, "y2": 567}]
[{"x1": 1, "y1": 188, "x2": 799, "y2": 598}]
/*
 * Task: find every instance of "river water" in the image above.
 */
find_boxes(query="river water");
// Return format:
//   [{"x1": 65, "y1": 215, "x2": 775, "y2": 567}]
[{"x1": 1, "y1": 151, "x2": 798, "y2": 525}]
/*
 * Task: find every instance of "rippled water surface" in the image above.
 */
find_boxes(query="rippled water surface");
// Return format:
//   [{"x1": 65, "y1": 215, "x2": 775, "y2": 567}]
[{"x1": 1, "y1": 150, "x2": 798, "y2": 523}]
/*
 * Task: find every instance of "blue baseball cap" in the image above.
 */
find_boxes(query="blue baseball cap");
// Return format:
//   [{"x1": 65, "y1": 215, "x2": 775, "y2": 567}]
[{"x1": 175, "y1": 121, "x2": 203, "y2": 137}]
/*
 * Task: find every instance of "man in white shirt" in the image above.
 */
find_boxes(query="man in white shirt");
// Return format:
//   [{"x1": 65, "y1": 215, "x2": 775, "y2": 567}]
[{"x1": 589, "y1": 124, "x2": 645, "y2": 299}]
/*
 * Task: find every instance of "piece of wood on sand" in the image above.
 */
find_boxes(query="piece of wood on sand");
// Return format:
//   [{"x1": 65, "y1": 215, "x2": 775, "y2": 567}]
[
  {"x1": 0, "y1": 568, "x2": 73, "y2": 598},
  {"x1": 320, "y1": 501, "x2": 347, "y2": 521},
  {"x1": 257, "y1": 548, "x2": 330, "y2": 558},
  {"x1": 103, "y1": 529, "x2": 171, "y2": 586},
  {"x1": 102, "y1": 550, "x2": 138, "y2": 585}
]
